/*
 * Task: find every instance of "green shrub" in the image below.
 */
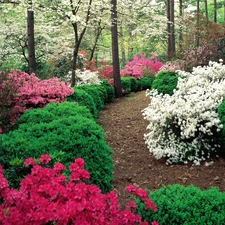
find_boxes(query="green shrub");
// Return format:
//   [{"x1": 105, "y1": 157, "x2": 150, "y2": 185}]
[
  {"x1": 101, "y1": 80, "x2": 115, "y2": 103},
  {"x1": 1, "y1": 114, "x2": 113, "y2": 193},
  {"x1": 67, "y1": 88, "x2": 98, "y2": 119},
  {"x1": 129, "y1": 77, "x2": 138, "y2": 92},
  {"x1": 217, "y1": 99, "x2": 225, "y2": 154},
  {"x1": 151, "y1": 70, "x2": 179, "y2": 95},
  {"x1": 135, "y1": 184, "x2": 225, "y2": 225},
  {"x1": 140, "y1": 77, "x2": 152, "y2": 90},
  {"x1": 136, "y1": 79, "x2": 142, "y2": 91},
  {"x1": 76, "y1": 85, "x2": 104, "y2": 113},
  {"x1": 90, "y1": 84, "x2": 108, "y2": 104},
  {"x1": 121, "y1": 77, "x2": 131, "y2": 95},
  {"x1": 17, "y1": 102, "x2": 94, "y2": 126}
]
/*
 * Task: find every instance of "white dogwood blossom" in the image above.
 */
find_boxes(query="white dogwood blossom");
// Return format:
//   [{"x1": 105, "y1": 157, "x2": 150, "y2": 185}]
[
  {"x1": 142, "y1": 61, "x2": 225, "y2": 165},
  {"x1": 63, "y1": 69, "x2": 101, "y2": 86}
]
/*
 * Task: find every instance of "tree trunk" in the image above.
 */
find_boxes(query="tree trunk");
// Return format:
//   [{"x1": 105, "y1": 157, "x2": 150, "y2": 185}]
[
  {"x1": 27, "y1": 4, "x2": 36, "y2": 74},
  {"x1": 205, "y1": 0, "x2": 208, "y2": 20},
  {"x1": 111, "y1": 0, "x2": 122, "y2": 98},
  {"x1": 167, "y1": 0, "x2": 175, "y2": 60},
  {"x1": 196, "y1": 0, "x2": 200, "y2": 47},
  {"x1": 179, "y1": 0, "x2": 183, "y2": 51},
  {"x1": 214, "y1": 0, "x2": 217, "y2": 23}
]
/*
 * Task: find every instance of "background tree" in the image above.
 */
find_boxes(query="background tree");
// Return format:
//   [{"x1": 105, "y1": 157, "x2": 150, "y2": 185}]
[{"x1": 111, "y1": 0, "x2": 122, "y2": 98}]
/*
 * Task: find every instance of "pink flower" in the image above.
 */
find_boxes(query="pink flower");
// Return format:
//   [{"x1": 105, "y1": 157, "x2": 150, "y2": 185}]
[
  {"x1": 151, "y1": 221, "x2": 159, "y2": 225},
  {"x1": 74, "y1": 158, "x2": 85, "y2": 169},
  {"x1": 145, "y1": 199, "x2": 157, "y2": 212},
  {"x1": 39, "y1": 154, "x2": 51, "y2": 165},
  {"x1": 126, "y1": 184, "x2": 137, "y2": 195},
  {"x1": 53, "y1": 163, "x2": 66, "y2": 173},
  {"x1": 24, "y1": 158, "x2": 37, "y2": 167}
]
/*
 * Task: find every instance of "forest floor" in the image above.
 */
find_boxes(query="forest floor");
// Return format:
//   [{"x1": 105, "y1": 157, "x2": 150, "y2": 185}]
[{"x1": 98, "y1": 90, "x2": 225, "y2": 208}]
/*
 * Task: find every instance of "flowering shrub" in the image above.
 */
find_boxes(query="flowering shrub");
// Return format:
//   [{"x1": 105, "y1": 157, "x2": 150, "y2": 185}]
[
  {"x1": 142, "y1": 61, "x2": 225, "y2": 165},
  {"x1": 158, "y1": 60, "x2": 185, "y2": 72},
  {"x1": 62, "y1": 69, "x2": 102, "y2": 86},
  {"x1": 99, "y1": 65, "x2": 114, "y2": 79},
  {"x1": 120, "y1": 53, "x2": 164, "y2": 79},
  {"x1": 0, "y1": 155, "x2": 158, "y2": 225},
  {"x1": 0, "y1": 70, "x2": 74, "y2": 131}
]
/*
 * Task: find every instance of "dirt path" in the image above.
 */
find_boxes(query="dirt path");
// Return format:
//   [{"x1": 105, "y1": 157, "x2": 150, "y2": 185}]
[{"x1": 98, "y1": 90, "x2": 225, "y2": 207}]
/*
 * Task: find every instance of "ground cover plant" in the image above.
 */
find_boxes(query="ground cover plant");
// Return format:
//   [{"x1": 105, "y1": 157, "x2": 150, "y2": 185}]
[
  {"x1": 0, "y1": 155, "x2": 158, "y2": 225},
  {"x1": 142, "y1": 61, "x2": 225, "y2": 165}
]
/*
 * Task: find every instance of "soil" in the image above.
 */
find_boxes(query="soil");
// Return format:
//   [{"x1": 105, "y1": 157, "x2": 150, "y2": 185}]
[{"x1": 98, "y1": 90, "x2": 225, "y2": 208}]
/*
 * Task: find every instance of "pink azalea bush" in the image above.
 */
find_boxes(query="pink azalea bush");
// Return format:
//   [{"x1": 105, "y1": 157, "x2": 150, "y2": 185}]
[
  {"x1": 120, "y1": 53, "x2": 164, "y2": 79},
  {"x1": 0, "y1": 155, "x2": 158, "y2": 225},
  {"x1": 0, "y1": 69, "x2": 74, "y2": 131},
  {"x1": 99, "y1": 65, "x2": 114, "y2": 79}
]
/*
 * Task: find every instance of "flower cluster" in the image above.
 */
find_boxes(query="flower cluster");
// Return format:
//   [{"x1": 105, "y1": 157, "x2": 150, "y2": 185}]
[
  {"x1": 0, "y1": 70, "x2": 74, "y2": 130},
  {"x1": 142, "y1": 61, "x2": 225, "y2": 165},
  {"x1": 64, "y1": 69, "x2": 102, "y2": 85},
  {"x1": 158, "y1": 60, "x2": 185, "y2": 73},
  {"x1": 120, "y1": 53, "x2": 163, "y2": 79},
  {"x1": 0, "y1": 155, "x2": 158, "y2": 225},
  {"x1": 99, "y1": 65, "x2": 114, "y2": 79}
]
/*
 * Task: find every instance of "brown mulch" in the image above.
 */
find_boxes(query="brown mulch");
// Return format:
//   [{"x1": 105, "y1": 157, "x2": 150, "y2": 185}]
[{"x1": 98, "y1": 90, "x2": 225, "y2": 207}]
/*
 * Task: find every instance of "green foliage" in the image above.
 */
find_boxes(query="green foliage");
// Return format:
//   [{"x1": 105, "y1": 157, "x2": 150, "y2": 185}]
[
  {"x1": 135, "y1": 184, "x2": 225, "y2": 225},
  {"x1": 151, "y1": 70, "x2": 179, "y2": 95},
  {"x1": 76, "y1": 85, "x2": 104, "y2": 113},
  {"x1": 129, "y1": 77, "x2": 138, "y2": 92},
  {"x1": 217, "y1": 99, "x2": 225, "y2": 154},
  {"x1": 90, "y1": 84, "x2": 108, "y2": 104},
  {"x1": 121, "y1": 77, "x2": 131, "y2": 95},
  {"x1": 67, "y1": 88, "x2": 98, "y2": 119},
  {"x1": 101, "y1": 80, "x2": 115, "y2": 103},
  {"x1": 140, "y1": 77, "x2": 153, "y2": 90},
  {"x1": 1, "y1": 105, "x2": 113, "y2": 193},
  {"x1": 17, "y1": 102, "x2": 94, "y2": 126}
]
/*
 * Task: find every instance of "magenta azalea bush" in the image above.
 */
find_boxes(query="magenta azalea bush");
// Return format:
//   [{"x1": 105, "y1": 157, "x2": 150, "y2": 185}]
[
  {"x1": 0, "y1": 70, "x2": 74, "y2": 131},
  {"x1": 120, "y1": 53, "x2": 164, "y2": 79},
  {"x1": 0, "y1": 155, "x2": 158, "y2": 225}
]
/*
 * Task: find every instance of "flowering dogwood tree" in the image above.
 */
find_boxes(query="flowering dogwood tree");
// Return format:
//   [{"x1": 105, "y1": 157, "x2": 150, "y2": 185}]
[{"x1": 142, "y1": 60, "x2": 225, "y2": 165}]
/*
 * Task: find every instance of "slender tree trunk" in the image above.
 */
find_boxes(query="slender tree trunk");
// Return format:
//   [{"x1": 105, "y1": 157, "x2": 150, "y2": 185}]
[
  {"x1": 27, "y1": 0, "x2": 36, "y2": 74},
  {"x1": 111, "y1": 0, "x2": 122, "y2": 98},
  {"x1": 167, "y1": 0, "x2": 175, "y2": 60},
  {"x1": 179, "y1": 0, "x2": 183, "y2": 51},
  {"x1": 205, "y1": 0, "x2": 208, "y2": 20},
  {"x1": 120, "y1": 25, "x2": 126, "y2": 68},
  {"x1": 196, "y1": 0, "x2": 200, "y2": 47},
  {"x1": 224, "y1": 0, "x2": 225, "y2": 27},
  {"x1": 214, "y1": 0, "x2": 217, "y2": 23}
]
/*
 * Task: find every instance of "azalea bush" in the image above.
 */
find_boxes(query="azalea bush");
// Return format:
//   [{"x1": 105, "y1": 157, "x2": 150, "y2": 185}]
[
  {"x1": 120, "y1": 53, "x2": 163, "y2": 80},
  {"x1": 142, "y1": 61, "x2": 225, "y2": 165},
  {"x1": 0, "y1": 70, "x2": 74, "y2": 132},
  {"x1": 99, "y1": 65, "x2": 114, "y2": 79},
  {"x1": 0, "y1": 155, "x2": 158, "y2": 225}
]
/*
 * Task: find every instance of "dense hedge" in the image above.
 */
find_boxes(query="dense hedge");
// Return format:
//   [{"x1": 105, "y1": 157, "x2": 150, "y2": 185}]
[
  {"x1": 76, "y1": 85, "x2": 104, "y2": 113},
  {"x1": 135, "y1": 184, "x2": 225, "y2": 224},
  {"x1": 101, "y1": 80, "x2": 115, "y2": 103},
  {"x1": 0, "y1": 102, "x2": 114, "y2": 193},
  {"x1": 121, "y1": 77, "x2": 132, "y2": 95},
  {"x1": 151, "y1": 70, "x2": 179, "y2": 95},
  {"x1": 67, "y1": 88, "x2": 98, "y2": 119}
]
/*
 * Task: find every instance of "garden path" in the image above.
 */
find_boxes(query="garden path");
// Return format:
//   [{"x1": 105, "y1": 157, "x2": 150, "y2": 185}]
[{"x1": 98, "y1": 90, "x2": 225, "y2": 207}]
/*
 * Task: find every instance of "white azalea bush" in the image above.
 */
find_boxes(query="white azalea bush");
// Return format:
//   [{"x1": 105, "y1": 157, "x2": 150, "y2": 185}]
[
  {"x1": 142, "y1": 61, "x2": 225, "y2": 165},
  {"x1": 62, "y1": 69, "x2": 102, "y2": 85}
]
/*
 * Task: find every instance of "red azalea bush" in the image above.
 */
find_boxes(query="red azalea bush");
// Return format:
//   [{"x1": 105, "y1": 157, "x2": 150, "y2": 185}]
[
  {"x1": 0, "y1": 69, "x2": 74, "y2": 131},
  {"x1": 0, "y1": 155, "x2": 158, "y2": 225},
  {"x1": 120, "y1": 53, "x2": 164, "y2": 79}
]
